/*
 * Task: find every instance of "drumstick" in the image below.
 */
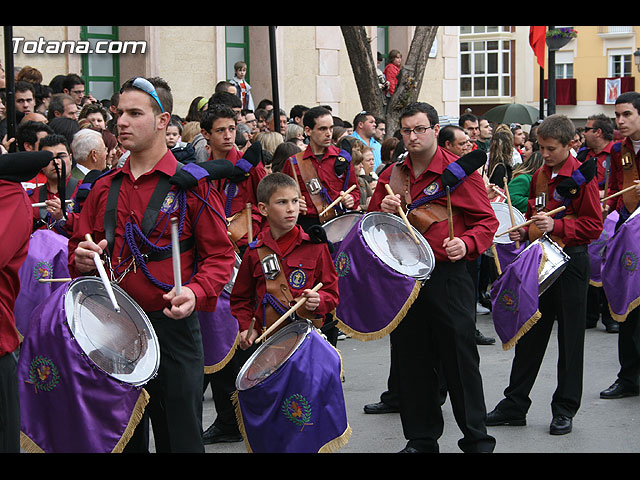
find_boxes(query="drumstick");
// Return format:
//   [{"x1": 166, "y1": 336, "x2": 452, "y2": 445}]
[
  {"x1": 31, "y1": 199, "x2": 73, "y2": 208},
  {"x1": 601, "y1": 183, "x2": 638, "y2": 203},
  {"x1": 170, "y1": 217, "x2": 182, "y2": 296},
  {"x1": 255, "y1": 283, "x2": 323, "y2": 344},
  {"x1": 490, "y1": 244, "x2": 502, "y2": 276},
  {"x1": 246, "y1": 203, "x2": 253, "y2": 243},
  {"x1": 495, "y1": 206, "x2": 566, "y2": 237},
  {"x1": 38, "y1": 277, "x2": 72, "y2": 283},
  {"x1": 384, "y1": 183, "x2": 420, "y2": 245},
  {"x1": 318, "y1": 184, "x2": 357, "y2": 217},
  {"x1": 446, "y1": 186, "x2": 454, "y2": 241},
  {"x1": 503, "y1": 177, "x2": 520, "y2": 248},
  {"x1": 85, "y1": 234, "x2": 120, "y2": 313}
]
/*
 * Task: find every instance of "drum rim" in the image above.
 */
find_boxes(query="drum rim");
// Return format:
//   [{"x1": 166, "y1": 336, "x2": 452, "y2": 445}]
[
  {"x1": 64, "y1": 276, "x2": 160, "y2": 386},
  {"x1": 235, "y1": 320, "x2": 312, "y2": 391},
  {"x1": 360, "y1": 211, "x2": 435, "y2": 280},
  {"x1": 491, "y1": 202, "x2": 526, "y2": 244}
]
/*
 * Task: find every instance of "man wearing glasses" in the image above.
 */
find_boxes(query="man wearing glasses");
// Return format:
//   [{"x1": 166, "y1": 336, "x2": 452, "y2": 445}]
[
  {"x1": 368, "y1": 102, "x2": 498, "y2": 453},
  {"x1": 69, "y1": 76, "x2": 236, "y2": 453}
]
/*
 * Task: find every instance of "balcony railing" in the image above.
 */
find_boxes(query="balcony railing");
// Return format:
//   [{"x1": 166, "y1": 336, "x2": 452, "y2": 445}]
[{"x1": 597, "y1": 26, "x2": 635, "y2": 37}]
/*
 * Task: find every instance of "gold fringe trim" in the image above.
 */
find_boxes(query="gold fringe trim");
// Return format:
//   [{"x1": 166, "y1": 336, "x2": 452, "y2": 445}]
[
  {"x1": 538, "y1": 244, "x2": 548, "y2": 277},
  {"x1": 19, "y1": 388, "x2": 150, "y2": 453},
  {"x1": 112, "y1": 388, "x2": 150, "y2": 453},
  {"x1": 336, "y1": 280, "x2": 422, "y2": 341},
  {"x1": 20, "y1": 431, "x2": 44, "y2": 453},
  {"x1": 502, "y1": 310, "x2": 542, "y2": 351},
  {"x1": 589, "y1": 279, "x2": 603, "y2": 287},
  {"x1": 204, "y1": 333, "x2": 241, "y2": 374},
  {"x1": 609, "y1": 295, "x2": 640, "y2": 323},
  {"x1": 231, "y1": 335, "x2": 351, "y2": 453}
]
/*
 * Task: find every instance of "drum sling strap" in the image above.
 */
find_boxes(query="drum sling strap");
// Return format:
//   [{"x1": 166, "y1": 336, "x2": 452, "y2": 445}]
[
  {"x1": 388, "y1": 163, "x2": 461, "y2": 234},
  {"x1": 255, "y1": 245, "x2": 319, "y2": 332},
  {"x1": 291, "y1": 151, "x2": 348, "y2": 224},
  {"x1": 619, "y1": 143, "x2": 640, "y2": 214},
  {"x1": 103, "y1": 163, "x2": 197, "y2": 289},
  {"x1": 530, "y1": 168, "x2": 577, "y2": 247}
]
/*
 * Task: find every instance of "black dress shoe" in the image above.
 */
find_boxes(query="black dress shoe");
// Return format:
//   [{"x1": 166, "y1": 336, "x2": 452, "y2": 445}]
[
  {"x1": 363, "y1": 401, "x2": 399, "y2": 414},
  {"x1": 605, "y1": 322, "x2": 619, "y2": 333},
  {"x1": 476, "y1": 329, "x2": 496, "y2": 345},
  {"x1": 600, "y1": 382, "x2": 640, "y2": 399},
  {"x1": 486, "y1": 408, "x2": 526, "y2": 426},
  {"x1": 202, "y1": 424, "x2": 243, "y2": 444},
  {"x1": 550, "y1": 415, "x2": 572, "y2": 435},
  {"x1": 398, "y1": 445, "x2": 423, "y2": 453}
]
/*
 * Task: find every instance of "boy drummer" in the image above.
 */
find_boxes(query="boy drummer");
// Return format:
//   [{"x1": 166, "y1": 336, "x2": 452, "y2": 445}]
[
  {"x1": 231, "y1": 173, "x2": 339, "y2": 350},
  {"x1": 487, "y1": 114, "x2": 603, "y2": 435}
]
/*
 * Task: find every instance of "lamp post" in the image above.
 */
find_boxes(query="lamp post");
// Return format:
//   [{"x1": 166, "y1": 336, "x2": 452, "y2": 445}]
[
  {"x1": 547, "y1": 25, "x2": 556, "y2": 116},
  {"x1": 634, "y1": 48, "x2": 640, "y2": 72}
]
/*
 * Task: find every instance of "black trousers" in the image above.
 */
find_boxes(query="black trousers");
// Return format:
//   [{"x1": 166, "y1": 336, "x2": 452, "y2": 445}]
[
  {"x1": 390, "y1": 261, "x2": 495, "y2": 453},
  {"x1": 496, "y1": 246, "x2": 589, "y2": 419},
  {"x1": 124, "y1": 311, "x2": 204, "y2": 453},
  {"x1": 615, "y1": 306, "x2": 640, "y2": 389},
  {"x1": 0, "y1": 352, "x2": 20, "y2": 453}
]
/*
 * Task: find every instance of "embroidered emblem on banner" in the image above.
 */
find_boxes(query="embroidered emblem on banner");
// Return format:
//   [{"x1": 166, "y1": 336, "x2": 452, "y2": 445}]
[
  {"x1": 161, "y1": 191, "x2": 178, "y2": 214},
  {"x1": 334, "y1": 252, "x2": 351, "y2": 277},
  {"x1": 499, "y1": 289, "x2": 519, "y2": 312},
  {"x1": 65, "y1": 199, "x2": 75, "y2": 213},
  {"x1": 281, "y1": 393, "x2": 313, "y2": 430},
  {"x1": 423, "y1": 182, "x2": 439, "y2": 196},
  {"x1": 288, "y1": 269, "x2": 307, "y2": 289},
  {"x1": 33, "y1": 261, "x2": 53, "y2": 281},
  {"x1": 622, "y1": 251, "x2": 639, "y2": 272},
  {"x1": 25, "y1": 355, "x2": 60, "y2": 394}
]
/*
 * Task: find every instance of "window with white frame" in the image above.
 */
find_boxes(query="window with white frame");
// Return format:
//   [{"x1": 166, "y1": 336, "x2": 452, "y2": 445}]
[
  {"x1": 460, "y1": 37, "x2": 512, "y2": 98},
  {"x1": 609, "y1": 49, "x2": 632, "y2": 77}
]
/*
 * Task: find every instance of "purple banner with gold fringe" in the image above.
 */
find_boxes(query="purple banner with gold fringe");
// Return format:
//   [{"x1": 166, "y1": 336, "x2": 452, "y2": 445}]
[
  {"x1": 18, "y1": 287, "x2": 149, "y2": 453},
  {"x1": 235, "y1": 329, "x2": 350, "y2": 453},
  {"x1": 14, "y1": 229, "x2": 70, "y2": 336},
  {"x1": 491, "y1": 242, "x2": 543, "y2": 350},
  {"x1": 198, "y1": 289, "x2": 240, "y2": 373},
  {"x1": 602, "y1": 211, "x2": 640, "y2": 322},
  {"x1": 589, "y1": 210, "x2": 619, "y2": 286}
]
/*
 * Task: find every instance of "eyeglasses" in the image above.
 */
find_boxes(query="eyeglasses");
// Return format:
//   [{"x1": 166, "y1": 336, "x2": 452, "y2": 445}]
[
  {"x1": 583, "y1": 126, "x2": 598, "y2": 132},
  {"x1": 123, "y1": 77, "x2": 165, "y2": 113},
  {"x1": 399, "y1": 125, "x2": 435, "y2": 136}
]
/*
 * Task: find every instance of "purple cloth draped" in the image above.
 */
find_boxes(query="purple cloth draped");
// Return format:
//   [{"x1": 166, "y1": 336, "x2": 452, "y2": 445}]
[
  {"x1": 236, "y1": 329, "x2": 350, "y2": 453},
  {"x1": 14, "y1": 229, "x2": 70, "y2": 336},
  {"x1": 589, "y1": 210, "x2": 619, "y2": 286},
  {"x1": 491, "y1": 242, "x2": 543, "y2": 350},
  {"x1": 602, "y1": 211, "x2": 640, "y2": 321},
  {"x1": 334, "y1": 220, "x2": 421, "y2": 341},
  {"x1": 494, "y1": 241, "x2": 527, "y2": 271},
  {"x1": 18, "y1": 285, "x2": 149, "y2": 453},
  {"x1": 198, "y1": 289, "x2": 239, "y2": 373}
]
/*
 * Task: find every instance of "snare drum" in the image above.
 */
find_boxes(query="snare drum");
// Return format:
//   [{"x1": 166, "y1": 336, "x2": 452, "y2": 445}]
[
  {"x1": 224, "y1": 252, "x2": 242, "y2": 294},
  {"x1": 235, "y1": 321, "x2": 351, "y2": 453},
  {"x1": 322, "y1": 212, "x2": 363, "y2": 257},
  {"x1": 334, "y1": 212, "x2": 435, "y2": 340},
  {"x1": 491, "y1": 202, "x2": 526, "y2": 245},
  {"x1": 18, "y1": 277, "x2": 160, "y2": 453},
  {"x1": 516, "y1": 234, "x2": 570, "y2": 296}
]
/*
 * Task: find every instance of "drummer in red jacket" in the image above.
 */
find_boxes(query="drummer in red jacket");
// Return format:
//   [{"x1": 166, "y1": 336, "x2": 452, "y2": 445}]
[
  {"x1": 231, "y1": 172, "x2": 339, "y2": 350},
  {"x1": 368, "y1": 102, "x2": 498, "y2": 453},
  {"x1": 487, "y1": 114, "x2": 603, "y2": 436}
]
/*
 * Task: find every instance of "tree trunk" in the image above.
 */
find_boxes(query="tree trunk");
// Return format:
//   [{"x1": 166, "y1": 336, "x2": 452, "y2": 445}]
[{"x1": 341, "y1": 26, "x2": 439, "y2": 138}]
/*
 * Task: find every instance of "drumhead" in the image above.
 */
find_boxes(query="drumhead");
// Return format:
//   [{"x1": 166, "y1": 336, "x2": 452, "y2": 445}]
[
  {"x1": 236, "y1": 321, "x2": 311, "y2": 391},
  {"x1": 492, "y1": 202, "x2": 526, "y2": 244},
  {"x1": 64, "y1": 277, "x2": 160, "y2": 386},
  {"x1": 360, "y1": 212, "x2": 435, "y2": 280},
  {"x1": 323, "y1": 212, "x2": 363, "y2": 244}
]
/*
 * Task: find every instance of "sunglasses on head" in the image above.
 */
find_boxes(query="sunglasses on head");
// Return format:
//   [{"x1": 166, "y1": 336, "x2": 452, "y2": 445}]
[{"x1": 122, "y1": 77, "x2": 165, "y2": 113}]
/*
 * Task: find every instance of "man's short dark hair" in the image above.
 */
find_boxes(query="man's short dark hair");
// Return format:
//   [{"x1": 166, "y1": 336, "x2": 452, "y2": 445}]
[
  {"x1": 289, "y1": 104, "x2": 309, "y2": 120},
  {"x1": 616, "y1": 91, "x2": 640, "y2": 114},
  {"x1": 200, "y1": 104, "x2": 237, "y2": 133},
  {"x1": 62, "y1": 73, "x2": 85, "y2": 92},
  {"x1": 208, "y1": 91, "x2": 242, "y2": 110},
  {"x1": 587, "y1": 113, "x2": 614, "y2": 141},
  {"x1": 120, "y1": 76, "x2": 173, "y2": 115},
  {"x1": 38, "y1": 133, "x2": 70, "y2": 152},
  {"x1": 353, "y1": 111, "x2": 374, "y2": 129},
  {"x1": 400, "y1": 102, "x2": 439, "y2": 128},
  {"x1": 437, "y1": 124, "x2": 465, "y2": 148},
  {"x1": 15, "y1": 80, "x2": 35, "y2": 95},
  {"x1": 536, "y1": 114, "x2": 575, "y2": 146},
  {"x1": 303, "y1": 106, "x2": 332, "y2": 130},
  {"x1": 459, "y1": 112, "x2": 478, "y2": 127},
  {"x1": 16, "y1": 121, "x2": 54, "y2": 151}
]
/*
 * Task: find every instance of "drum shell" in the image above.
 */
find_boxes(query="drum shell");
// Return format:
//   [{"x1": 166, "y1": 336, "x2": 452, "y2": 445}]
[{"x1": 520, "y1": 234, "x2": 570, "y2": 295}]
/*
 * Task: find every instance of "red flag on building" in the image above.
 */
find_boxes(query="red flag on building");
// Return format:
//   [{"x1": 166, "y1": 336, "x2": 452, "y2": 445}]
[{"x1": 529, "y1": 26, "x2": 546, "y2": 69}]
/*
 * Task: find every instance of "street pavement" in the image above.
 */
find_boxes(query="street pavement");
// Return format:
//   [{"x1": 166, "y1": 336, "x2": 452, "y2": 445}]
[{"x1": 199, "y1": 312, "x2": 640, "y2": 454}]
